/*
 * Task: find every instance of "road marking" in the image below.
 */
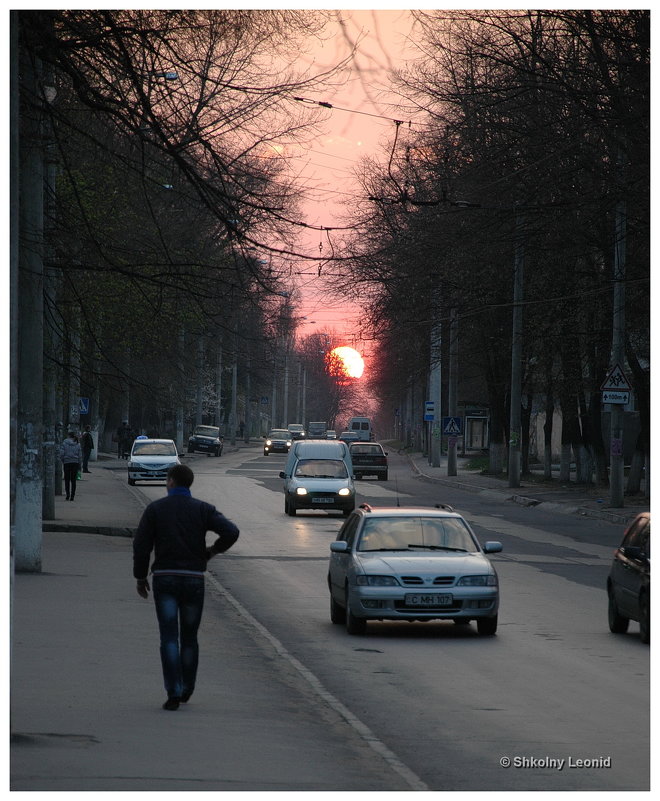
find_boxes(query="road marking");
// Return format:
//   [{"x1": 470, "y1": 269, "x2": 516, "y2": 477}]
[{"x1": 206, "y1": 573, "x2": 429, "y2": 792}]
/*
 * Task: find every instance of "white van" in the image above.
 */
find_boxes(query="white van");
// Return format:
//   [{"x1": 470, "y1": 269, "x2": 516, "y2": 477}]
[
  {"x1": 347, "y1": 416, "x2": 372, "y2": 441},
  {"x1": 279, "y1": 441, "x2": 355, "y2": 517}
]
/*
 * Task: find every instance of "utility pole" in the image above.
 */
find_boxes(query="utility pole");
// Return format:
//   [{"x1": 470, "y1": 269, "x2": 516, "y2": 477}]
[
  {"x1": 609, "y1": 189, "x2": 626, "y2": 507},
  {"x1": 428, "y1": 284, "x2": 442, "y2": 467},
  {"x1": 508, "y1": 209, "x2": 524, "y2": 488},
  {"x1": 15, "y1": 22, "x2": 45, "y2": 571},
  {"x1": 447, "y1": 307, "x2": 458, "y2": 476},
  {"x1": 230, "y1": 356, "x2": 238, "y2": 446}
]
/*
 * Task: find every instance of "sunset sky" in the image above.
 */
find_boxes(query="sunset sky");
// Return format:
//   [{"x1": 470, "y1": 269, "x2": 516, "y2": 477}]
[{"x1": 281, "y1": 9, "x2": 420, "y2": 350}]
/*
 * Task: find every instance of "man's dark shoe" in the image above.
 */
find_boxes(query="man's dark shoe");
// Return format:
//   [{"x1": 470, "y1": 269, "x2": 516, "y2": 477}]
[
  {"x1": 163, "y1": 698, "x2": 180, "y2": 711},
  {"x1": 180, "y1": 691, "x2": 192, "y2": 703}
]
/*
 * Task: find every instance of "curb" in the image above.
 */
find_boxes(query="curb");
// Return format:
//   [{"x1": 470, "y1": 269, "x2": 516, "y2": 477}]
[
  {"x1": 407, "y1": 455, "x2": 636, "y2": 525},
  {"x1": 43, "y1": 523, "x2": 135, "y2": 538}
]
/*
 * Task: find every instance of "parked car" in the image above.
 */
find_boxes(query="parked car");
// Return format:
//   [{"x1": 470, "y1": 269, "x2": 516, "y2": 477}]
[
  {"x1": 187, "y1": 425, "x2": 224, "y2": 457},
  {"x1": 338, "y1": 430, "x2": 360, "y2": 443},
  {"x1": 607, "y1": 512, "x2": 650, "y2": 643},
  {"x1": 328, "y1": 504, "x2": 502, "y2": 635},
  {"x1": 263, "y1": 429, "x2": 292, "y2": 455},
  {"x1": 326, "y1": 430, "x2": 337, "y2": 439},
  {"x1": 350, "y1": 441, "x2": 388, "y2": 480},
  {"x1": 279, "y1": 440, "x2": 355, "y2": 517},
  {"x1": 287, "y1": 423, "x2": 306, "y2": 440},
  {"x1": 128, "y1": 438, "x2": 180, "y2": 485}
]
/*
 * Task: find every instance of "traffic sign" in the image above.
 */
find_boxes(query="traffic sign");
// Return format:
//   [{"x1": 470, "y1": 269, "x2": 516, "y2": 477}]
[
  {"x1": 442, "y1": 416, "x2": 463, "y2": 436},
  {"x1": 79, "y1": 397, "x2": 89, "y2": 414},
  {"x1": 602, "y1": 390, "x2": 630, "y2": 405},
  {"x1": 424, "y1": 401, "x2": 435, "y2": 422},
  {"x1": 600, "y1": 364, "x2": 631, "y2": 392}
]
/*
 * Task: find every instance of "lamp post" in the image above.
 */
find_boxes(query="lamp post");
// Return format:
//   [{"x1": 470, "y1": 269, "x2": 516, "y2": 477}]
[{"x1": 508, "y1": 208, "x2": 524, "y2": 488}]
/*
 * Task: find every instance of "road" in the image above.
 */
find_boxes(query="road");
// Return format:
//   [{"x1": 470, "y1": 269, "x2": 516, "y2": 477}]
[{"x1": 137, "y1": 444, "x2": 650, "y2": 791}]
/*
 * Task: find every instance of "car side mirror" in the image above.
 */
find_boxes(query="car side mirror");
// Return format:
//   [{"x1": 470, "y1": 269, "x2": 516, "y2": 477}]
[
  {"x1": 330, "y1": 541, "x2": 349, "y2": 553},
  {"x1": 279, "y1": 471, "x2": 286, "y2": 479},
  {"x1": 622, "y1": 545, "x2": 647, "y2": 561},
  {"x1": 483, "y1": 541, "x2": 503, "y2": 554}
]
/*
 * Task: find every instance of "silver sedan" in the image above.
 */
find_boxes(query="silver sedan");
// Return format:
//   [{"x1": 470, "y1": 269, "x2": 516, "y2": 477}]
[{"x1": 328, "y1": 504, "x2": 502, "y2": 635}]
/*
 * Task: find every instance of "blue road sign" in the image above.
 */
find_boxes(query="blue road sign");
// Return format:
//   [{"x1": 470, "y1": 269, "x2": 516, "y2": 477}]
[
  {"x1": 79, "y1": 397, "x2": 90, "y2": 414},
  {"x1": 442, "y1": 416, "x2": 463, "y2": 436}
]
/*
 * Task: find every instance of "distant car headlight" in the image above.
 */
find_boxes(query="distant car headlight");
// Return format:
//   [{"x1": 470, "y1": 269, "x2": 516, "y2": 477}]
[
  {"x1": 356, "y1": 575, "x2": 399, "y2": 586},
  {"x1": 338, "y1": 487, "x2": 352, "y2": 496},
  {"x1": 286, "y1": 440, "x2": 292, "y2": 447},
  {"x1": 457, "y1": 575, "x2": 498, "y2": 586},
  {"x1": 266, "y1": 439, "x2": 273, "y2": 446},
  {"x1": 296, "y1": 487, "x2": 308, "y2": 495}
]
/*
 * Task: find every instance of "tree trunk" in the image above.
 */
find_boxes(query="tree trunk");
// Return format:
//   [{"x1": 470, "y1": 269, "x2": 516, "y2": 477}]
[{"x1": 625, "y1": 337, "x2": 649, "y2": 496}]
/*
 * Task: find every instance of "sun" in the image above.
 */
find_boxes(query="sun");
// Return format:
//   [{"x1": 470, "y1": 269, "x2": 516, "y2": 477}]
[{"x1": 329, "y1": 346, "x2": 364, "y2": 379}]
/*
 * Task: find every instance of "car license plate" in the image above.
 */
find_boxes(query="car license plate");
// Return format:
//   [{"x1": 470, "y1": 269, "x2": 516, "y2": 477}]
[
  {"x1": 404, "y1": 593, "x2": 453, "y2": 607},
  {"x1": 312, "y1": 497, "x2": 334, "y2": 503}
]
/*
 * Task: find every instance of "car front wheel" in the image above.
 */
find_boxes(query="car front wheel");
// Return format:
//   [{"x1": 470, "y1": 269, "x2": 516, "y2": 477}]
[
  {"x1": 285, "y1": 497, "x2": 297, "y2": 516},
  {"x1": 330, "y1": 593, "x2": 346, "y2": 624},
  {"x1": 608, "y1": 589, "x2": 630, "y2": 634},
  {"x1": 345, "y1": 590, "x2": 367, "y2": 635},
  {"x1": 476, "y1": 615, "x2": 498, "y2": 636},
  {"x1": 639, "y1": 592, "x2": 650, "y2": 644},
  {"x1": 128, "y1": 478, "x2": 136, "y2": 486}
]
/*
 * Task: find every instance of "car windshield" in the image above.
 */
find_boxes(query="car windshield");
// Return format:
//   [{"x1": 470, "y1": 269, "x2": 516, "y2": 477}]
[
  {"x1": 357, "y1": 517, "x2": 477, "y2": 552},
  {"x1": 194, "y1": 426, "x2": 219, "y2": 437},
  {"x1": 132, "y1": 442, "x2": 177, "y2": 457},
  {"x1": 269, "y1": 430, "x2": 289, "y2": 438},
  {"x1": 294, "y1": 459, "x2": 348, "y2": 479}
]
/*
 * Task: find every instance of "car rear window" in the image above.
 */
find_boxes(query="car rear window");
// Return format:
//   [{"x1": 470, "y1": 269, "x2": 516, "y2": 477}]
[
  {"x1": 194, "y1": 427, "x2": 220, "y2": 437},
  {"x1": 358, "y1": 517, "x2": 477, "y2": 552}
]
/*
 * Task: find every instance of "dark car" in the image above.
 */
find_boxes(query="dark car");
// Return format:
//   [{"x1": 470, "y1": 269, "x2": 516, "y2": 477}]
[
  {"x1": 187, "y1": 425, "x2": 224, "y2": 457},
  {"x1": 607, "y1": 512, "x2": 650, "y2": 643},
  {"x1": 263, "y1": 429, "x2": 292, "y2": 455},
  {"x1": 350, "y1": 441, "x2": 388, "y2": 481}
]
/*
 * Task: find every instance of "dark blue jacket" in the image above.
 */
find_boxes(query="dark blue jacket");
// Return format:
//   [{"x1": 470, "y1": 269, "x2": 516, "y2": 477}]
[{"x1": 133, "y1": 493, "x2": 239, "y2": 579}]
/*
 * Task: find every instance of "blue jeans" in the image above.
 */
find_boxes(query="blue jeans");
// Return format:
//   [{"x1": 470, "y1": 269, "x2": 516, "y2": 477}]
[{"x1": 152, "y1": 575, "x2": 205, "y2": 700}]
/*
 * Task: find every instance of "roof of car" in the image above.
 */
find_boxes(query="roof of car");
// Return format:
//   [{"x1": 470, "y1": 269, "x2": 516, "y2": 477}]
[{"x1": 355, "y1": 504, "x2": 460, "y2": 518}]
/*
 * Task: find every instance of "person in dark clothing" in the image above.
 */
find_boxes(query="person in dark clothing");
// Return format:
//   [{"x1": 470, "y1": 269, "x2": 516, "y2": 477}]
[
  {"x1": 80, "y1": 425, "x2": 94, "y2": 473},
  {"x1": 133, "y1": 464, "x2": 239, "y2": 711}
]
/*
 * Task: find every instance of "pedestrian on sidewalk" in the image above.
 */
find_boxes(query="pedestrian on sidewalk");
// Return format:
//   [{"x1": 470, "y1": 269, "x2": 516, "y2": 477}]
[
  {"x1": 59, "y1": 429, "x2": 82, "y2": 501},
  {"x1": 133, "y1": 463, "x2": 240, "y2": 711},
  {"x1": 80, "y1": 424, "x2": 94, "y2": 473}
]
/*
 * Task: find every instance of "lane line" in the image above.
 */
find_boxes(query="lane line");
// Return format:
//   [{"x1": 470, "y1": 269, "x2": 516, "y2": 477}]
[{"x1": 206, "y1": 573, "x2": 429, "y2": 792}]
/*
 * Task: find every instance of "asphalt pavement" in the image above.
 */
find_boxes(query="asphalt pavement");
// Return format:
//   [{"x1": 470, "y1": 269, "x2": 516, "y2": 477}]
[{"x1": 10, "y1": 444, "x2": 648, "y2": 791}]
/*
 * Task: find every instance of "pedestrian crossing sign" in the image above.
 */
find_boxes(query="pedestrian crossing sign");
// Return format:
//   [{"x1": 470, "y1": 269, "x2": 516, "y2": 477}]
[{"x1": 442, "y1": 416, "x2": 463, "y2": 436}]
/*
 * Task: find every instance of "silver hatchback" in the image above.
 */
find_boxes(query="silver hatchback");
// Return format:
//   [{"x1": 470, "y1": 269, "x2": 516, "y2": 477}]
[{"x1": 328, "y1": 504, "x2": 502, "y2": 635}]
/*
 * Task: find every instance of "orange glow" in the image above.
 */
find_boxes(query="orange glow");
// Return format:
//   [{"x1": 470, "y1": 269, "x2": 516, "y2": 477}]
[{"x1": 329, "y1": 346, "x2": 364, "y2": 379}]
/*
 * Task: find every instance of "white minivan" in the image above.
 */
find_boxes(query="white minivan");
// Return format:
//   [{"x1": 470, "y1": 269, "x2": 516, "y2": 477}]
[
  {"x1": 347, "y1": 416, "x2": 372, "y2": 441},
  {"x1": 279, "y1": 441, "x2": 355, "y2": 517}
]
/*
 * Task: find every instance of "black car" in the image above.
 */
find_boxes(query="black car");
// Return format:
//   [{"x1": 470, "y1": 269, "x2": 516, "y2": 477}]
[
  {"x1": 349, "y1": 441, "x2": 388, "y2": 480},
  {"x1": 263, "y1": 429, "x2": 292, "y2": 455},
  {"x1": 607, "y1": 512, "x2": 650, "y2": 643},
  {"x1": 187, "y1": 425, "x2": 224, "y2": 457}
]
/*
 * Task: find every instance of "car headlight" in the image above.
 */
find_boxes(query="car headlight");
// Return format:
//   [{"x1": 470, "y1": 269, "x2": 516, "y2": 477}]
[
  {"x1": 286, "y1": 440, "x2": 292, "y2": 447},
  {"x1": 457, "y1": 575, "x2": 498, "y2": 586},
  {"x1": 266, "y1": 440, "x2": 272, "y2": 446},
  {"x1": 296, "y1": 487, "x2": 308, "y2": 495},
  {"x1": 338, "y1": 487, "x2": 352, "y2": 496},
  {"x1": 356, "y1": 575, "x2": 399, "y2": 586}
]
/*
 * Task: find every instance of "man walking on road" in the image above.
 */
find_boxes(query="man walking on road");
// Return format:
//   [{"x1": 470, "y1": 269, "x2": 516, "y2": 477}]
[{"x1": 133, "y1": 464, "x2": 240, "y2": 711}]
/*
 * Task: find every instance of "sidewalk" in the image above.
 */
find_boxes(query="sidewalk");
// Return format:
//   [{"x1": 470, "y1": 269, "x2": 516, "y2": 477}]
[
  {"x1": 404, "y1": 450, "x2": 649, "y2": 526},
  {"x1": 12, "y1": 452, "x2": 410, "y2": 792}
]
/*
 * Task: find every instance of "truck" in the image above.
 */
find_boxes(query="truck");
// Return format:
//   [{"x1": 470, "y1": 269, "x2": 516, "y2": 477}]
[{"x1": 307, "y1": 421, "x2": 328, "y2": 439}]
